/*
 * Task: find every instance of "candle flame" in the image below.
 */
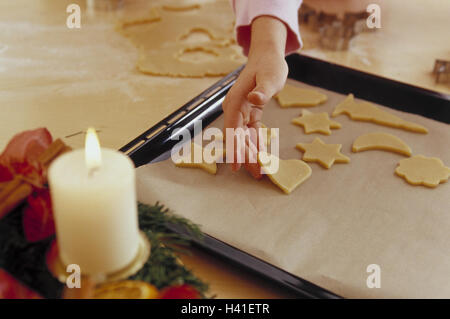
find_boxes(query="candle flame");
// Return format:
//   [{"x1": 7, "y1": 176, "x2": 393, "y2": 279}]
[{"x1": 85, "y1": 128, "x2": 102, "y2": 172}]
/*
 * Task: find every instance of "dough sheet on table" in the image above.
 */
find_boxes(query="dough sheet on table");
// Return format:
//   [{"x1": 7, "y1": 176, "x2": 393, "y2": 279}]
[{"x1": 136, "y1": 80, "x2": 450, "y2": 298}]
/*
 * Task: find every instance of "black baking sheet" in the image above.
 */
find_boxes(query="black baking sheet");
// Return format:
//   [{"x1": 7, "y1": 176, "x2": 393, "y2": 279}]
[{"x1": 121, "y1": 54, "x2": 450, "y2": 298}]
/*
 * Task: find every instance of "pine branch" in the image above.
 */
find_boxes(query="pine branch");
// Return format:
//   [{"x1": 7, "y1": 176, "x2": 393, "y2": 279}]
[
  {"x1": 132, "y1": 203, "x2": 209, "y2": 297},
  {"x1": 0, "y1": 202, "x2": 209, "y2": 298}
]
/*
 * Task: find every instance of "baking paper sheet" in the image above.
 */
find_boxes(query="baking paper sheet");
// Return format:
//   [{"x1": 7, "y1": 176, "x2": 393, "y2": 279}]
[{"x1": 136, "y1": 80, "x2": 450, "y2": 298}]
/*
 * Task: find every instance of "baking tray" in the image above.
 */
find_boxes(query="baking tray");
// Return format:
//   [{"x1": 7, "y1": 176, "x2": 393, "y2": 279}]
[{"x1": 120, "y1": 54, "x2": 450, "y2": 298}]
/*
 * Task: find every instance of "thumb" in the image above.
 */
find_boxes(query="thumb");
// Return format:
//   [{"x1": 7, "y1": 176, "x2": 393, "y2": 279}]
[{"x1": 247, "y1": 75, "x2": 281, "y2": 106}]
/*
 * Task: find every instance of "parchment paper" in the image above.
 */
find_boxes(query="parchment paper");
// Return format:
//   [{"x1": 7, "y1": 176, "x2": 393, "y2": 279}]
[{"x1": 136, "y1": 80, "x2": 450, "y2": 298}]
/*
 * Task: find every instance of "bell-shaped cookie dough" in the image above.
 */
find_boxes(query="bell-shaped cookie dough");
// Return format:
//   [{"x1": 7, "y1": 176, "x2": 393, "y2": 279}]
[{"x1": 275, "y1": 84, "x2": 327, "y2": 108}]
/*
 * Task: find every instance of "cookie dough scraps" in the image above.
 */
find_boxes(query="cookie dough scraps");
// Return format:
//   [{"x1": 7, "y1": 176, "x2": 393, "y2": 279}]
[{"x1": 117, "y1": 1, "x2": 244, "y2": 77}]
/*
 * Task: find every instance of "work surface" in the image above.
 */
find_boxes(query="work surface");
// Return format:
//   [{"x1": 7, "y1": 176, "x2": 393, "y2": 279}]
[{"x1": 0, "y1": 0, "x2": 449, "y2": 298}]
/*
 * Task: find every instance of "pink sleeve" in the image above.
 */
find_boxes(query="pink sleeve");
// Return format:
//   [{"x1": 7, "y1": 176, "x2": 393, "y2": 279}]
[{"x1": 231, "y1": 0, "x2": 303, "y2": 56}]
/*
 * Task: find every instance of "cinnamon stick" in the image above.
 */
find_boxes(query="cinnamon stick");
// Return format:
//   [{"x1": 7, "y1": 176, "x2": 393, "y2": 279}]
[
  {"x1": 0, "y1": 138, "x2": 72, "y2": 219},
  {"x1": 38, "y1": 138, "x2": 72, "y2": 168},
  {"x1": 0, "y1": 177, "x2": 32, "y2": 219}
]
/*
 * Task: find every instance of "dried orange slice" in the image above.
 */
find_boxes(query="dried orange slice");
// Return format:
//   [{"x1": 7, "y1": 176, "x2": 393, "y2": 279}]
[{"x1": 94, "y1": 280, "x2": 159, "y2": 299}]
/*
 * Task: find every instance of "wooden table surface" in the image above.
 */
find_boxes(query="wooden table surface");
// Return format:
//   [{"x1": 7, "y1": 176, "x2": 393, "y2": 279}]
[{"x1": 0, "y1": 0, "x2": 448, "y2": 298}]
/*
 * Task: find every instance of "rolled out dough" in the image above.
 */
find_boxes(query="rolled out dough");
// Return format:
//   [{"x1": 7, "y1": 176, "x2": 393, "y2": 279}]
[{"x1": 117, "y1": 1, "x2": 245, "y2": 77}]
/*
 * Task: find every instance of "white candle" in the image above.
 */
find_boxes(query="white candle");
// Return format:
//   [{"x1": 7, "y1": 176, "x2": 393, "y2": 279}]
[{"x1": 48, "y1": 129, "x2": 139, "y2": 275}]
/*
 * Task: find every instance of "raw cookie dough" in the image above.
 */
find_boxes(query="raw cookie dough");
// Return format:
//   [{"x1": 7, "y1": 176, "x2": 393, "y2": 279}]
[
  {"x1": 117, "y1": 1, "x2": 244, "y2": 77},
  {"x1": 353, "y1": 132, "x2": 412, "y2": 156},
  {"x1": 137, "y1": 45, "x2": 242, "y2": 77},
  {"x1": 292, "y1": 110, "x2": 341, "y2": 135},
  {"x1": 275, "y1": 84, "x2": 328, "y2": 108},
  {"x1": 332, "y1": 94, "x2": 428, "y2": 134},
  {"x1": 174, "y1": 142, "x2": 217, "y2": 174},
  {"x1": 395, "y1": 155, "x2": 450, "y2": 187},
  {"x1": 296, "y1": 137, "x2": 350, "y2": 169},
  {"x1": 162, "y1": 4, "x2": 201, "y2": 11},
  {"x1": 115, "y1": 8, "x2": 161, "y2": 31},
  {"x1": 258, "y1": 152, "x2": 312, "y2": 194}
]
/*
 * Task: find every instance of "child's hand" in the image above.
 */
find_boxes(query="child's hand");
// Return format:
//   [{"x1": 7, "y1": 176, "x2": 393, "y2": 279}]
[{"x1": 223, "y1": 16, "x2": 288, "y2": 178}]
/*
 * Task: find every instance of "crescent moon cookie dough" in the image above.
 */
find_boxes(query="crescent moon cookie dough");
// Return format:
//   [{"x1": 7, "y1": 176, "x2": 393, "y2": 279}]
[
  {"x1": 292, "y1": 110, "x2": 342, "y2": 135},
  {"x1": 332, "y1": 94, "x2": 428, "y2": 134},
  {"x1": 352, "y1": 132, "x2": 412, "y2": 156},
  {"x1": 174, "y1": 142, "x2": 217, "y2": 174},
  {"x1": 275, "y1": 84, "x2": 328, "y2": 108},
  {"x1": 257, "y1": 152, "x2": 312, "y2": 194},
  {"x1": 117, "y1": 2, "x2": 244, "y2": 77},
  {"x1": 395, "y1": 155, "x2": 450, "y2": 188},
  {"x1": 295, "y1": 137, "x2": 350, "y2": 169}
]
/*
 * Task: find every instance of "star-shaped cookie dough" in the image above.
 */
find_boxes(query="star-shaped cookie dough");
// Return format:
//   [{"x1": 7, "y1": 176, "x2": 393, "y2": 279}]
[
  {"x1": 292, "y1": 110, "x2": 341, "y2": 135},
  {"x1": 296, "y1": 137, "x2": 350, "y2": 169}
]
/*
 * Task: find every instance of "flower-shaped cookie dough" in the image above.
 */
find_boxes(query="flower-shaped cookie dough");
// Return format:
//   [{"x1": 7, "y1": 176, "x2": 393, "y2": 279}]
[{"x1": 395, "y1": 155, "x2": 450, "y2": 187}]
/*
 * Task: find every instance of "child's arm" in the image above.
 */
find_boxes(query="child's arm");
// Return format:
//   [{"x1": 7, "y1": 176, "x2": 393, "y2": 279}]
[{"x1": 224, "y1": 1, "x2": 303, "y2": 177}]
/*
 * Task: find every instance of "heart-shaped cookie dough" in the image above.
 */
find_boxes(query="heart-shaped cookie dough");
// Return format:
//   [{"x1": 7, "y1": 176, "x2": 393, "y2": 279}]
[{"x1": 258, "y1": 152, "x2": 312, "y2": 194}]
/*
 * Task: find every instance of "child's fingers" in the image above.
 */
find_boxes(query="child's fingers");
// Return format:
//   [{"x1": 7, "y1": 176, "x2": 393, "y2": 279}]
[
  {"x1": 229, "y1": 111, "x2": 244, "y2": 172},
  {"x1": 248, "y1": 60, "x2": 288, "y2": 106},
  {"x1": 247, "y1": 75, "x2": 283, "y2": 106},
  {"x1": 223, "y1": 68, "x2": 257, "y2": 171},
  {"x1": 243, "y1": 130, "x2": 262, "y2": 179},
  {"x1": 247, "y1": 91, "x2": 267, "y2": 106},
  {"x1": 248, "y1": 108, "x2": 263, "y2": 128}
]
